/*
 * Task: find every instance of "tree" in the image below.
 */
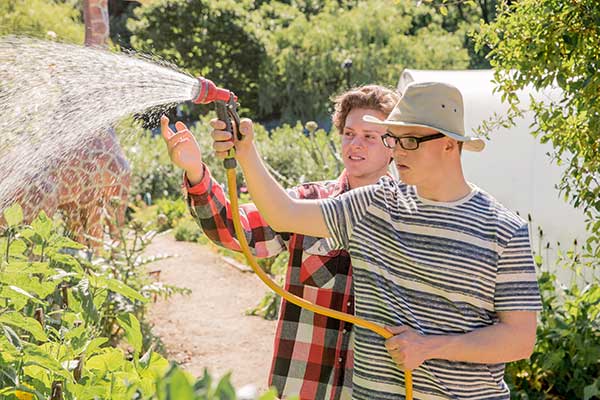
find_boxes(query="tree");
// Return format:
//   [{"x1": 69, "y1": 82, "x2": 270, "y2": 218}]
[
  {"x1": 476, "y1": 0, "x2": 600, "y2": 249},
  {"x1": 128, "y1": 0, "x2": 266, "y2": 119},
  {"x1": 260, "y1": 0, "x2": 471, "y2": 123}
]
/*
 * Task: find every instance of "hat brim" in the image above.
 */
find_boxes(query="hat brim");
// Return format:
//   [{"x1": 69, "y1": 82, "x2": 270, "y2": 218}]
[{"x1": 363, "y1": 115, "x2": 485, "y2": 152}]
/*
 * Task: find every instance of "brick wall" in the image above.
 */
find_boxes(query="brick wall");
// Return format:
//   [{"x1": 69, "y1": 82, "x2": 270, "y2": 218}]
[{"x1": 83, "y1": 0, "x2": 109, "y2": 47}]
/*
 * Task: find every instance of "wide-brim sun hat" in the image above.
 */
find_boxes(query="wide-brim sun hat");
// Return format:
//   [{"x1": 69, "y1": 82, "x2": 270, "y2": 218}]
[{"x1": 363, "y1": 81, "x2": 485, "y2": 152}]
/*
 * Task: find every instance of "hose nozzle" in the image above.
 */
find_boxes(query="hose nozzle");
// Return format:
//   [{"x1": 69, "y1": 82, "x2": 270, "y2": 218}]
[{"x1": 192, "y1": 77, "x2": 237, "y2": 104}]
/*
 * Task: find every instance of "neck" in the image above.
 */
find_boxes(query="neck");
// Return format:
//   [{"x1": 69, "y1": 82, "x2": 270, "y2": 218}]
[
  {"x1": 416, "y1": 164, "x2": 471, "y2": 203},
  {"x1": 347, "y1": 173, "x2": 383, "y2": 189}
]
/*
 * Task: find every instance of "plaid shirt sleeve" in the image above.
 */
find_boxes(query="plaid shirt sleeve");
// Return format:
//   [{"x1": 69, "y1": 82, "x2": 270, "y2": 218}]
[{"x1": 183, "y1": 164, "x2": 290, "y2": 258}]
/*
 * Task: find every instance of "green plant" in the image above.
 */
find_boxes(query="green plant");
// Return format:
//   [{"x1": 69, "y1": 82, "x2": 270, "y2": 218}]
[
  {"x1": 117, "y1": 118, "x2": 183, "y2": 202},
  {"x1": 475, "y1": 0, "x2": 600, "y2": 255},
  {"x1": 155, "y1": 198, "x2": 189, "y2": 231},
  {"x1": 246, "y1": 252, "x2": 289, "y2": 321},
  {"x1": 0, "y1": 204, "x2": 283, "y2": 399},
  {"x1": 0, "y1": 204, "x2": 168, "y2": 399},
  {"x1": 505, "y1": 239, "x2": 599, "y2": 399},
  {"x1": 173, "y1": 217, "x2": 204, "y2": 243},
  {"x1": 0, "y1": 0, "x2": 84, "y2": 42}
]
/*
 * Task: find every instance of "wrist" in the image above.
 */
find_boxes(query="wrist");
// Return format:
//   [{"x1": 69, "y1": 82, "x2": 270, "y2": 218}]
[
  {"x1": 236, "y1": 143, "x2": 258, "y2": 168},
  {"x1": 422, "y1": 334, "x2": 450, "y2": 361},
  {"x1": 186, "y1": 165, "x2": 205, "y2": 186}
]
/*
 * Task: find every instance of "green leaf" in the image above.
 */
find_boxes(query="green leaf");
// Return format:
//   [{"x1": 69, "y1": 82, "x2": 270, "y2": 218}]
[
  {"x1": 584, "y1": 378, "x2": 599, "y2": 400},
  {"x1": 8, "y1": 239, "x2": 27, "y2": 258},
  {"x1": 214, "y1": 372, "x2": 236, "y2": 399},
  {"x1": 31, "y1": 211, "x2": 52, "y2": 241},
  {"x1": 116, "y1": 313, "x2": 143, "y2": 354},
  {"x1": 2, "y1": 325, "x2": 22, "y2": 350},
  {"x1": 87, "y1": 348, "x2": 126, "y2": 372},
  {"x1": 51, "y1": 236, "x2": 86, "y2": 250},
  {"x1": 81, "y1": 337, "x2": 108, "y2": 359},
  {"x1": 91, "y1": 275, "x2": 148, "y2": 303},
  {"x1": 23, "y1": 346, "x2": 71, "y2": 379},
  {"x1": 6, "y1": 285, "x2": 44, "y2": 305},
  {"x1": 0, "y1": 312, "x2": 48, "y2": 342},
  {"x1": 3, "y1": 204, "x2": 23, "y2": 227},
  {"x1": 166, "y1": 366, "x2": 195, "y2": 400}
]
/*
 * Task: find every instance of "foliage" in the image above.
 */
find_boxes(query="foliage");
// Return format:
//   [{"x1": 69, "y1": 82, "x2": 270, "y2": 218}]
[
  {"x1": 475, "y1": 0, "x2": 600, "y2": 255},
  {"x1": 0, "y1": 203, "x2": 161, "y2": 398},
  {"x1": 246, "y1": 252, "x2": 289, "y2": 321},
  {"x1": 0, "y1": 204, "x2": 279, "y2": 399},
  {"x1": 117, "y1": 117, "x2": 183, "y2": 201},
  {"x1": 173, "y1": 218, "x2": 204, "y2": 243},
  {"x1": 505, "y1": 241, "x2": 600, "y2": 399},
  {"x1": 154, "y1": 198, "x2": 189, "y2": 231},
  {"x1": 260, "y1": 0, "x2": 470, "y2": 122},
  {"x1": 0, "y1": 0, "x2": 84, "y2": 43},
  {"x1": 128, "y1": 0, "x2": 266, "y2": 119},
  {"x1": 125, "y1": 0, "x2": 484, "y2": 123}
]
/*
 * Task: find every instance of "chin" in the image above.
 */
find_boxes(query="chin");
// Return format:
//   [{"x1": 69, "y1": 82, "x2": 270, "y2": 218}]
[{"x1": 398, "y1": 172, "x2": 417, "y2": 185}]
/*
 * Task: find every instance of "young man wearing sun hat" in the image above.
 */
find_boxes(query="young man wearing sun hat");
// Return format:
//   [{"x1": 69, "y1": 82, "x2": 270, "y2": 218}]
[{"x1": 209, "y1": 80, "x2": 542, "y2": 399}]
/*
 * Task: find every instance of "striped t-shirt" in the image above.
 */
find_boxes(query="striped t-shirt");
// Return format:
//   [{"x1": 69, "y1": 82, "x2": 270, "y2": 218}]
[{"x1": 319, "y1": 176, "x2": 541, "y2": 400}]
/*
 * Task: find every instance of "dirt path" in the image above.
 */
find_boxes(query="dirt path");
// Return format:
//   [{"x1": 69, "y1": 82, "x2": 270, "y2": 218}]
[{"x1": 144, "y1": 232, "x2": 277, "y2": 393}]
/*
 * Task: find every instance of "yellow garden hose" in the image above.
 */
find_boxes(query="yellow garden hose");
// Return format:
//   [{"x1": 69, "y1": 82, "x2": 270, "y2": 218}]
[{"x1": 224, "y1": 166, "x2": 414, "y2": 400}]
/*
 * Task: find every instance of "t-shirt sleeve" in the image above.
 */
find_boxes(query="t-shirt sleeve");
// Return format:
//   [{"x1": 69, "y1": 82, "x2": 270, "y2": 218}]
[
  {"x1": 318, "y1": 184, "x2": 378, "y2": 250},
  {"x1": 494, "y1": 223, "x2": 542, "y2": 311}
]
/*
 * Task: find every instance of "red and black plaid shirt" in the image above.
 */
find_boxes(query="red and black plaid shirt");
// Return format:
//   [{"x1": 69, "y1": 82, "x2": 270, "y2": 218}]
[{"x1": 184, "y1": 164, "x2": 355, "y2": 400}]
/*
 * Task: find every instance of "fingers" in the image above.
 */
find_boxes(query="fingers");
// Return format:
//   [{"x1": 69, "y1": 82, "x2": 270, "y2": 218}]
[
  {"x1": 213, "y1": 139, "x2": 234, "y2": 155},
  {"x1": 160, "y1": 115, "x2": 174, "y2": 141},
  {"x1": 210, "y1": 118, "x2": 226, "y2": 130},
  {"x1": 239, "y1": 118, "x2": 253, "y2": 138},
  {"x1": 211, "y1": 129, "x2": 233, "y2": 142},
  {"x1": 175, "y1": 121, "x2": 189, "y2": 133},
  {"x1": 386, "y1": 325, "x2": 409, "y2": 335}
]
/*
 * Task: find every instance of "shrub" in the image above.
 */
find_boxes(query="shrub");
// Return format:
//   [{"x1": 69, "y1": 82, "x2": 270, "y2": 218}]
[
  {"x1": 505, "y1": 240, "x2": 600, "y2": 399},
  {"x1": 174, "y1": 217, "x2": 204, "y2": 243}
]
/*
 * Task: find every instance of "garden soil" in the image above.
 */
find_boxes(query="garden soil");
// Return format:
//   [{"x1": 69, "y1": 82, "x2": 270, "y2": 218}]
[{"x1": 144, "y1": 232, "x2": 277, "y2": 394}]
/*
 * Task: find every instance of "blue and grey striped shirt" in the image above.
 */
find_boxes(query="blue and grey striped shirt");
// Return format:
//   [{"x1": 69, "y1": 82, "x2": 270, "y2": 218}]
[{"x1": 319, "y1": 176, "x2": 541, "y2": 400}]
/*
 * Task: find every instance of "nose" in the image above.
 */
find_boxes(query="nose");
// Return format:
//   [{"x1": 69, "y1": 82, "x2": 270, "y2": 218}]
[
  {"x1": 350, "y1": 135, "x2": 366, "y2": 148},
  {"x1": 393, "y1": 146, "x2": 408, "y2": 157}
]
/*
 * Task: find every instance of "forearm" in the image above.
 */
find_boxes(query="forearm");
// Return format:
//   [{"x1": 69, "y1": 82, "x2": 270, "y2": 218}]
[
  {"x1": 237, "y1": 144, "x2": 328, "y2": 237},
  {"x1": 424, "y1": 313, "x2": 537, "y2": 364},
  {"x1": 185, "y1": 165, "x2": 287, "y2": 257}
]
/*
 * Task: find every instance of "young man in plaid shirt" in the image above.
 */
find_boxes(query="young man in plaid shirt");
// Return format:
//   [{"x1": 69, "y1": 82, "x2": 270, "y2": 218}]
[{"x1": 161, "y1": 85, "x2": 399, "y2": 399}]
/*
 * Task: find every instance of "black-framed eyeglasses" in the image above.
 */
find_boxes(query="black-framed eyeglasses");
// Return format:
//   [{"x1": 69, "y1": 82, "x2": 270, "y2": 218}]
[{"x1": 381, "y1": 132, "x2": 446, "y2": 150}]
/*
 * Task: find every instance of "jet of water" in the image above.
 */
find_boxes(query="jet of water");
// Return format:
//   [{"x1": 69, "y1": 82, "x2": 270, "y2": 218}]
[{"x1": 0, "y1": 36, "x2": 199, "y2": 216}]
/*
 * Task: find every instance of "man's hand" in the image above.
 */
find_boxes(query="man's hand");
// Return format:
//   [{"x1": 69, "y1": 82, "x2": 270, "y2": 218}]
[
  {"x1": 385, "y1": 325, "x2": 430, "y2": 371},
  {"x1": 210, "y1": 117, "x2": 255, "y2": 161},
  {"x1": 161, "y1": 115, "x2": 204, "y2": 185}
]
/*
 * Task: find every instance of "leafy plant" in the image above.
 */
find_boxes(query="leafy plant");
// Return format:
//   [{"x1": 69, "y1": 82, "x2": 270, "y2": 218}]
[
  {"x1": 0, "y1": 204, "x2": 280, "y2": 399},
  {"x1": 0, "y1": 0, "x2": 84, "y2": 42},
  {"x1": 173, "y1": 217, "x2": 204, "y2": 243},
  {"x1": 505, "y1": 240, "x2": 599, "y2": 399}
]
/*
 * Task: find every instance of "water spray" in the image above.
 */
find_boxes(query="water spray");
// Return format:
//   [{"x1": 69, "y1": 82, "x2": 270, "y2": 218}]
[{"x1": 195, "y1": 78, "x2": 414, "y2": 400}]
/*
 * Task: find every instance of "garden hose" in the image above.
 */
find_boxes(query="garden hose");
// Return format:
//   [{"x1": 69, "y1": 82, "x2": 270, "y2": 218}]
[
  {"x1": 223, "y1": 160, "x2": 414, "y2": 400},
  {"x1": 202, "y1": 86, "x2": 413, "y2": 399}
]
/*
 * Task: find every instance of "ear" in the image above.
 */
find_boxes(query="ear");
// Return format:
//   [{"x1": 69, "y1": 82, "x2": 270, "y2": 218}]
[{"x1": 444, "y1": 138, "x2": 458, "y2": 153}]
